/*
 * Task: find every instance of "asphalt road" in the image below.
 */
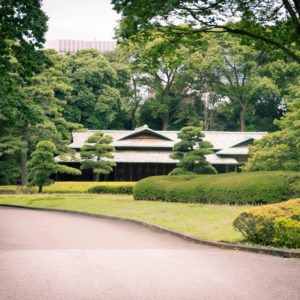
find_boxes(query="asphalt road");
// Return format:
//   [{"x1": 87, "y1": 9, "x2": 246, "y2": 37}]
[{"x1": 0, "y1": 207, "x2": 299, "y2": 300}]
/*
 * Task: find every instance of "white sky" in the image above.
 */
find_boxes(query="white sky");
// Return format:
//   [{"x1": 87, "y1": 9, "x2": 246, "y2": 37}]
[{"x1": 42, "y1": 0, "x2": 120, "y2": 42}]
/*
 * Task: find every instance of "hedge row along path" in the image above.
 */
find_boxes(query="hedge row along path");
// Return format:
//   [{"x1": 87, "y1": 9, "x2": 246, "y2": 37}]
[{"x1": 1, "y1": 207, "x2": 300, "y2": 300}]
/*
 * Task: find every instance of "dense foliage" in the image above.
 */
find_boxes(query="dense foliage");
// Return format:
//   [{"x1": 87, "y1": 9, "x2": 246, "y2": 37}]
[
  {"x1": 64, "y1": 50, "x2": 129, "y2": 129},
  {"x1": 118, "y1": 28, "x2": 298, "y2": 131},
  {"x1": 87, "y1": 185, "x2": 133, "y2": 194},
  {"x1": 80, "y1": 132, "x2": 116, "y2": 181},
  {"x1": 0, "y1": 50, "x2": 81, "y2": 185},
  {"x1": 28, "y1": 141, "x2": 80, "y2": 192},
  {"x1": 0, "y1": 0, "x2": 48, "y2": 78},
  {"x1": 1, "y1": 0, "x2": 300, "y2": 185},
  {"x1": 133, "y1": 172, "x2": 300, "y2": 204},
  {"x1": 169, "y1": 126, "x2": 216, "y2": 174},
  {"x1": 233, "y1": 199, "x2": 300, "y2": 248},
  {"x1": 244, "y1": 78, "x2": 300, "y2": 171},
  {"x1": 112, "y1": 0, "x2": 300, "y2": 63}
]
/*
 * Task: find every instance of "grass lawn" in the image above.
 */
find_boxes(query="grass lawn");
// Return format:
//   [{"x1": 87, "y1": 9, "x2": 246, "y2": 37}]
[
  {"x1": 0, "y1": 182, "x2": 135, "y2": 193},
  {"x1": 0, "y1": 194, "x2": 249, "y2": 242}
]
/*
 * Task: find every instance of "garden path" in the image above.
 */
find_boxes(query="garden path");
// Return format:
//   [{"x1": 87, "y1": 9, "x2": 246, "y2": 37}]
[{"x1": 0, "y1": 207, "x2": 299, "y2": 300}]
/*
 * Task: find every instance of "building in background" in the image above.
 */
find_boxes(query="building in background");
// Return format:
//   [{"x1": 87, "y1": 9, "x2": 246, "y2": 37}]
[
  {"x1": 56, "y1": 125, "x2": 267, "y2": 181},
  {"x1": 46, "y1": 39, "x2": 116, "y2": 54}
]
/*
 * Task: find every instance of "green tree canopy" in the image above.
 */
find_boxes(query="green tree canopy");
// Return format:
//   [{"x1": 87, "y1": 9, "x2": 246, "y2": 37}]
[
  {"x1": 113, "y1": 0, "x2": 300, "y2": 63},
  {"x1": 28, "y1": 141, "x2": 81, "y2": 192},
  {"x1": 0, "y1": 0, "x2": 48, "y2": 78},
  {"x1": 120, "y1": 29, "x2": 201, "y2": 130},
  {"x1": 244, "y1": 77, "x2": 300, "y2": 171},
  {"x1": 63, "y1": 50, "x2": 124, "y2": 129},
  {"x1": 0, "y1": 50, "x2": 81, "y2": 185},
  {"x1": 80, "y1": 132, "x2": 116, "y2": 181},
  {"x1": 170, "y1": 126, "x2": 217, "y2": 174}
]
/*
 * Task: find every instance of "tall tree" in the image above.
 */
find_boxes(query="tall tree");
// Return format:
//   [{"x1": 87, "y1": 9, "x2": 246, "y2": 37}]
[
  {"x1": 19, "y1": 50, "x2": 81, "y2": 185},
  {"x1": 190, "y1": 34, "x2": 282, "y2": 131},
  {"x1": 80, "y1": 132, "x2": 116, "y2": 181},
  {"x1": 121, "y1": 29, "x2": 198, "y2": 130},
  {"x1": 0, "y1": 50, "x2": 81, "y2": 185},
  {"x1": 113, "y1": 0, "x2": 300, "y2": 63},
  {"x1": 244, "y1": 77, "x2": 300, "y2": 171},
  {"x1": 64, "y1": 50, "x2": 123, "y2": 129}
]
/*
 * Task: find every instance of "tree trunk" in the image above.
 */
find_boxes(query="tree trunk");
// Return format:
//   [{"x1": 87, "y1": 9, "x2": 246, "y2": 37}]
[
  {"x1": 240, "y1": 104, "x2": 247, "y2": 131},
  {"x1": 95, "y1": 173, "x2": 100, "y2": 182},
  {"x1": 21, "y1": 124, "x2": 29, "y2": 185},
  {"x1": 131, "y1": 109, "x2": 136, "y2": 130},
  {"x1": 38, "y1": 186, "x2": 43, "y2": 193},
  {"x1": 162, "y1": 117, "x2": 169, "y2": 130}
]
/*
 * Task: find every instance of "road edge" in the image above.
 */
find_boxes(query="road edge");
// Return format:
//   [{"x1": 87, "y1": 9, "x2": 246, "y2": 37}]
[{"x1": 1, "y1": 204, "x2": 299, "y2": 258}]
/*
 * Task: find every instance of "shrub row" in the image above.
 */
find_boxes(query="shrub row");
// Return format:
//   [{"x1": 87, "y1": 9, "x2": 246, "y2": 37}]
[
  {"x1": 133, "y1": 172, "x2": 300, "y2": 204},
  {"x1": 0, "y1": 182, "x2": 135, "y2": 194},
  {"x1": 233, "y1": 199, "x2": 300, "y2": 248},
  {"x1": 87, "y1": 185, "x2": 133, "y2": 194}
]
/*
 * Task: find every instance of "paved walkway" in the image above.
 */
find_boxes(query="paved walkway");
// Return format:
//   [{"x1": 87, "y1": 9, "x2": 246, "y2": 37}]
[{"x1": 0, "y1": 207, "x2": 299, "y2": 300}]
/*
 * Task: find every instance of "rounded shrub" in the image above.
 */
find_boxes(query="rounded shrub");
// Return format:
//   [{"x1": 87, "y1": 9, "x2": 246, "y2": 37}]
[
  {"x1": 233, "y1": 199, "x2": 300, "y2": 248},
  {"x1": 133, "y1": 171, "x2": 300, "y2": 204},
  {"x1": 168, "y1": 168, "x2": 195, "y2": 176}
]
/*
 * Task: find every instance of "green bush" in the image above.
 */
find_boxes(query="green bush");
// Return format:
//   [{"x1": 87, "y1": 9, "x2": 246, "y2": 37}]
[
  {"x1": 134, "y1": 171, "x2": 300, "y2": 204},
  {"x1": 0, "y1": 186, "x2": 17, "y2": 194},
  {"x1": 0, "y1": 182, "x2": 135, "y2": 194},
  {"x1": 87, "y1": 185, "x2": 133, "y2": 194},
  {"x1": 168, "y1": 167, "x2": 195, "y2": 176},
  {"x1": 273, "y1": 217, "x2": 300, "y2": 248},
  {"x1": 233, "y1": 199, "x2": 300, "y2": 248}
]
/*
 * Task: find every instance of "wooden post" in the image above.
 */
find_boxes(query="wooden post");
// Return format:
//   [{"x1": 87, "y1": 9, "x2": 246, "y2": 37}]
[
  {"x1": 162, "y1": 164, "x2": 166, "y2": 175},
  {"x1": 130, "y1": 163, "x2": 133, "y2": 181}
]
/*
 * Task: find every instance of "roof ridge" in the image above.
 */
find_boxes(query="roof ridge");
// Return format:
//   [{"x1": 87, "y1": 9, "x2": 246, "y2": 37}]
[{"x1": 73, "y1": 129, "x2": 267, "y2": 134}]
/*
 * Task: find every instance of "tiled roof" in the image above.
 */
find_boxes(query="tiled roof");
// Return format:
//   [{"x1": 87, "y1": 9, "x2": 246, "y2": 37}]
[
  {"x1": 62, "y1": 127, "x2": 267, "y2": 165},
  {"x1": 70, "y1": 129, "x2": 267, "y2": 150},
  {"x1": 216, "y1": 147, "x2": 249, "y2": 156}
]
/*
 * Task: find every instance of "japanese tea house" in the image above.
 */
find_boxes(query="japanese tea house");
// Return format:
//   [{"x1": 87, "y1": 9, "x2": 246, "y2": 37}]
[{"x1": 57, "y1": 125, "x2": 267, "y2": 181}]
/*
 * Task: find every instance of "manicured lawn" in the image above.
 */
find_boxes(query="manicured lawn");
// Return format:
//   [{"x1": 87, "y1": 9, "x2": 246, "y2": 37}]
[{"x1": 0, "y1": 194, "x2": 248, "y2": 242}]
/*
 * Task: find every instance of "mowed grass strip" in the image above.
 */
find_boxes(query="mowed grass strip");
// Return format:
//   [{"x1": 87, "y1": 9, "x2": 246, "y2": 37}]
[
  {"x1": 0, "y1": 194, "x2": 247, "y2": 242},
  {"x1": 0, "y1": 182, "x2": 135, "y2": 194}
]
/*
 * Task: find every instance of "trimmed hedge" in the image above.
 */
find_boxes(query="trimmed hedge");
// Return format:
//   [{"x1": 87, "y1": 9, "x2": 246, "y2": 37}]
[
  {"x1": 233, "y1": 199, "x2": 300, "y2": 248},
  {"x1": 87, "y1": 185, "x2": 133, "y2": 194},
  {"x1": 0, "y1": 182, "x2": 135, "y2": 194},
  {"x1": 133, "y1": 172, "x2": 300, "y2": 204},
  {"x1": 0, "y1": 186, "x2": 18, "y2": 194}
]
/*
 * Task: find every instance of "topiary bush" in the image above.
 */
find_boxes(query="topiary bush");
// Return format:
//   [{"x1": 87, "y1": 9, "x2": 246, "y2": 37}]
[
  {"x1": 168, "y1": 168, "x2": 196, "y2": 176},
  {"x1": 134, "y1": 172, "x2": 300, "y2": 204},
  {"x1": 87, "y1": 185, "x2": 133, "y2": 194},
  {"x1": 233, "y1": 199, "x2": 300, "y2": 248}
]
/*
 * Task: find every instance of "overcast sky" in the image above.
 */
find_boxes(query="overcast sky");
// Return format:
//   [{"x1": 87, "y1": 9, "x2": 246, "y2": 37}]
[{"x1": 42, "y1": 0, "x2": 120, "y2": 42}]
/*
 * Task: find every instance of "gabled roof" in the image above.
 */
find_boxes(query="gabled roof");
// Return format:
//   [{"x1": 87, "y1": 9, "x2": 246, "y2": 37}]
[
  {"x1": 117, "y1": 125, "x2": 173, "y2": 141},
  {"x1": 69, "y1": 127, "x2": 267, "y2": 151},
  {"x1": 216, "y1": 147, "x2": 249, "y2": 156},
  {"x1": 230, "y1": 137, "x2": 254, "y2": 148}
]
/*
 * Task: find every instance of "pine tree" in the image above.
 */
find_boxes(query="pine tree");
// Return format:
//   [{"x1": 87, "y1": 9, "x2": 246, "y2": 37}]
[
  {"x1": 80, "y1": 132, "x2": 116, "y2": 181},
  {"x1": 28, "y1": 141, "x2": 81, "y2": 192},
  {"x1": 170, "y1": 126, "x2": 217, "y2": 175}
]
